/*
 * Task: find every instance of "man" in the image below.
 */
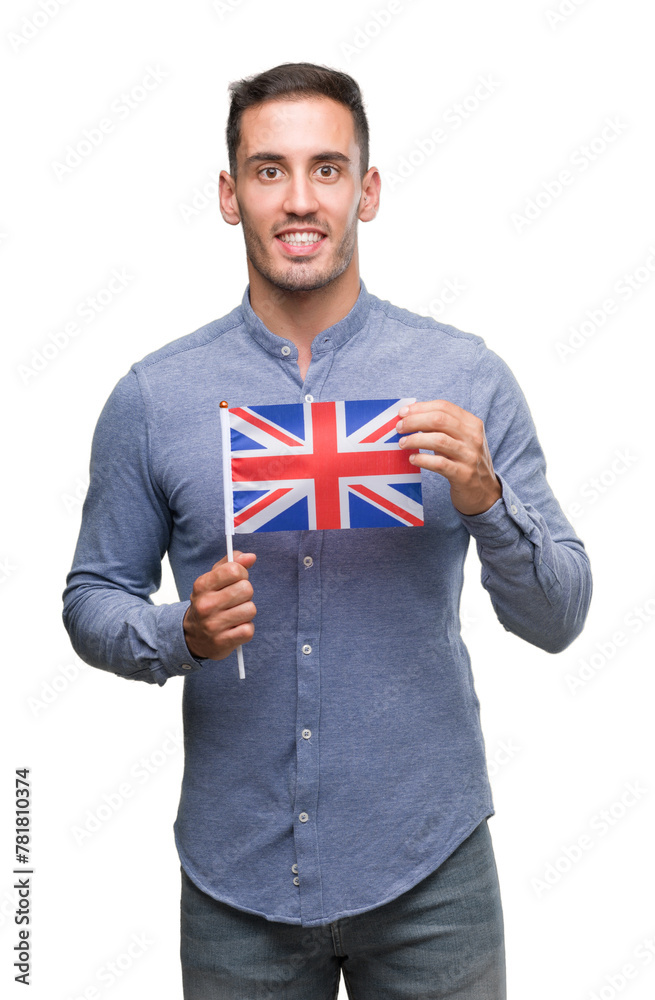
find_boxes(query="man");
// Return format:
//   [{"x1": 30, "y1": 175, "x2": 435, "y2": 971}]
[{"x1": 63, "y1": 62, "x2": 592, "y2": 999}]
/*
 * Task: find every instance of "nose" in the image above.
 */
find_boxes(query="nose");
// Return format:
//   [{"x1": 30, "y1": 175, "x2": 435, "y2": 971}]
[{"x1": 282, "y1": 173, "x2": 320, "y2": 218}]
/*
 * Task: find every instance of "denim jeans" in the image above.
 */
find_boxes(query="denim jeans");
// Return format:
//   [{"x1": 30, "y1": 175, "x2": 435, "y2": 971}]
[{"x1": 180, "y1": 817, "x2": 506, "y2": 999}]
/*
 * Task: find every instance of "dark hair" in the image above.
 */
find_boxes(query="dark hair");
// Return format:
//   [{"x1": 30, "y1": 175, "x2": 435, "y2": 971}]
[{"x1": 226, "y1": 62, "x2": 369, "y2": 180}]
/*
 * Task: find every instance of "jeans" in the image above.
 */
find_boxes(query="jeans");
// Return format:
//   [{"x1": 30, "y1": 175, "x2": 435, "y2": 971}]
[{"x1": 180, "y1": 817, "x2": 506, "y2": 999}]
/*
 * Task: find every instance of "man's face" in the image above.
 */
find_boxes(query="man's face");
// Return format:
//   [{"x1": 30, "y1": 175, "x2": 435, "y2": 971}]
[{"x1": 230, "y1": 97, "x2": 366, "y2": 293}]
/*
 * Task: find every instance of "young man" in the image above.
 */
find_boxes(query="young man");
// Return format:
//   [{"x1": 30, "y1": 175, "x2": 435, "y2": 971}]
[{"x1": 63, "y1": 62, "x2": 592, "y2": 999}]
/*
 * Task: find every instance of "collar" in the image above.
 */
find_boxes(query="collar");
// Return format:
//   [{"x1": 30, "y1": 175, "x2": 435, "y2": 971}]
[{"x1": 239, "y1": 278, "x2": 371, "y2": 359}]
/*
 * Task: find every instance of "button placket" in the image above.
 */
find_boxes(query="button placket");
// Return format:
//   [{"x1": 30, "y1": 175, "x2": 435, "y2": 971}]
[
  {"x1": 298, "y1": 345, "x2": 334, "y2": 407},
  {"x1": 291, "y1": 531, "x2": 324, "y2": 917}
]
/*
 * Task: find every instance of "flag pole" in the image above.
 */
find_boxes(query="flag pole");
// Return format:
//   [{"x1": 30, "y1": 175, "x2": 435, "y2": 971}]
[{"x1": 219, "y1": 401, "x2": 245, "y2": 680}]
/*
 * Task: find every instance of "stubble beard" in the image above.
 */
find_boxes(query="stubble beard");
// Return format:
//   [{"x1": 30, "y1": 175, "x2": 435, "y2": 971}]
[{"x1": 239, "y1": 207, "x2": 358, "y2": 294}]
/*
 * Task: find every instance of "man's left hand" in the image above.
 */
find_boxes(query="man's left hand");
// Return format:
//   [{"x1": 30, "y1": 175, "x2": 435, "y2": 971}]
[{"x1": 396, "y1": 400, "x2": 502, "y2": 515}]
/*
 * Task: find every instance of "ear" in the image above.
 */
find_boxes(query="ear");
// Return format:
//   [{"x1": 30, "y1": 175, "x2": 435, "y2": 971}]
[
  {"x1": 358, "y1": 165, "x2": 381, "y2": 222},
  {"x1": 219, "y1": 170, "x2": 241, "y2": 225}
]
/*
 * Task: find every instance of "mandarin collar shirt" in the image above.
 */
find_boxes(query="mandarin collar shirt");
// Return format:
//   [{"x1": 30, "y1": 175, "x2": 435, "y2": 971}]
[{"x1": 62, "y1": 278, "x2": 592, "y2": 927}]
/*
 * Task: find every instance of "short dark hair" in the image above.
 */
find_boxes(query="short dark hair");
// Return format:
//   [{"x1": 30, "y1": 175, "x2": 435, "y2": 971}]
[{"x1": 226, "y1": 62, "x2": 369, "y2": 181}]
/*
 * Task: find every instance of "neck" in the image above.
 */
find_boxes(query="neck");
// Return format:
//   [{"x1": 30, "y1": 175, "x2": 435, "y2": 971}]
[{"x1": 246, "y1": 252, "x2": 361, "y2": 353}]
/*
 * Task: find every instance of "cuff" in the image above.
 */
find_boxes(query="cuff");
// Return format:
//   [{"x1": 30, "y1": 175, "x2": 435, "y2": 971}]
[
  {"x1": 455, "y1": 474, "x2": 538, "y2": 546},
  {"x1": 154, "y1": 601, "x2": 209, "y2": 679}
]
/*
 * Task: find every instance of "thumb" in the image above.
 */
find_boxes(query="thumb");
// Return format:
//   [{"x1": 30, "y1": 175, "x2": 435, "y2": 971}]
[{"x1": 231, "y1": 550, "x2": 257, "y2": 568}]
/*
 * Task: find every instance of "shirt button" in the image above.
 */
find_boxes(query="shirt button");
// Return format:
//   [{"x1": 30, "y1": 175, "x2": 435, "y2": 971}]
[
  {"x1": 305, "y1": 394, "x2": 314, "y2": 402},
  {"x1": 181, "y1": 664, "x2": 193, "y2": 670},
  {"x1": 291, "y1": 864, "x2": 298, "y2": 873},
  {"x1": 510, "y1": 504, "x2": 518, "y2": 515},
  {"x1": 302, "y1": 644, "x2": 312, "y2": 655},
  {"x1": 302, "y1": 729, "x2": 312, "y2": 739},
  {"x1": 293, "y1": 876, "x2": 300, "y2": 886},
  {"x1": 281, "y1": 345, "x2": 291, "y2": 356},
  {"x1": 299, "y1": 812, "x2": 309, "y2": 823},
  {"x1": 303, "y1": 556, "x2": 313, "y2": 568}
]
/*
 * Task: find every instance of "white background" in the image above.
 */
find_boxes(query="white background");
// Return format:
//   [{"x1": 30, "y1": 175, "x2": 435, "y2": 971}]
[{"x1": 2, "y1": 1, "x2": 654, "y2": 998}]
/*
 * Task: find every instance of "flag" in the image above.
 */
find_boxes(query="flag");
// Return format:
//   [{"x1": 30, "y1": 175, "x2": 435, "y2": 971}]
[{"x1": 226, "y1": 398, "x2": 424, "y2": 532}]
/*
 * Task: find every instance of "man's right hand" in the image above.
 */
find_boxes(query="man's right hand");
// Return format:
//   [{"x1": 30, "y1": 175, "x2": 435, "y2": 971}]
[{"x1": 183, "y1": 551, "x2": 257, "y2": 661}]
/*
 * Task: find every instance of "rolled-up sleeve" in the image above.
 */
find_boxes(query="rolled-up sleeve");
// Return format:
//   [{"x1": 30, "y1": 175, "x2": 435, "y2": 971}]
[{"x1": 456, "y1": 343, "x2": 592, "y2": 653}]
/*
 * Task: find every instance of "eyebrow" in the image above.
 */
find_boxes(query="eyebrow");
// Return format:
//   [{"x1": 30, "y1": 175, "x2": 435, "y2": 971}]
[{"x1": 243, "y1": 151, "x2": 352, "y2": 169}]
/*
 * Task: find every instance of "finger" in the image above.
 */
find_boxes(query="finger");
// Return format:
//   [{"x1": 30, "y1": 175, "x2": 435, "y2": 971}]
[
  {"x1": 202, "y1": 551, "x2": 257, "y2": 591},
  {"x1": 208, "y1": 551, "x2": 256, "y2": 572},
  {"x1": 397, "y1": 399, "x2": 469, "y2": 422},
  {"x1": 408, "y1": 451, "x2": 460, "y2": 479},
  {"x1": 232, "y1": 550, "x2": 257, "y2": 567},
  {"x1": 195, "y1": 578, "x2": 255, "y2": 618},
  {"x1": 192, "y1": 557, "x2": 252, "y2": 596},
  {"x1": 222, "y1": 619, "x2": 256, "y2": 646},
  {"x1": 396, "y1": 406, "x2": 470, "y2": 440},
  {"x1": 398, "y1": 431, "x2": 470, "y2": 462},
  {"x1": 207, "y1": 600, "x2": 257, "y2": 631}
]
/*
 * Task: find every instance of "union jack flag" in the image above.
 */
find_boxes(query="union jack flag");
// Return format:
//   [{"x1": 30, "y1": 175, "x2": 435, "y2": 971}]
[{"x1": 227, "y1": 398, "x2": 424, "y2": 532}]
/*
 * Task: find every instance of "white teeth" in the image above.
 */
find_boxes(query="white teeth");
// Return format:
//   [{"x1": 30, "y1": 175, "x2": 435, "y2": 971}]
[{"x1": 278, "y1": 232, "x2": 323, "y2": 244}]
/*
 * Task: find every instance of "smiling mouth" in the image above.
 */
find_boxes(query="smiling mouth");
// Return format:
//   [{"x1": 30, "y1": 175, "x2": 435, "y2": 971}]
[{"x1": 275, "y1": 234, "x2": 327, "y2": 255}]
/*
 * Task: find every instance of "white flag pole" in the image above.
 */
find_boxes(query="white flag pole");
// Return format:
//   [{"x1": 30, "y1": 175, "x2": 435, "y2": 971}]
[{"x1": 219, "y1": 401, "x2": 245, "y2": 680}]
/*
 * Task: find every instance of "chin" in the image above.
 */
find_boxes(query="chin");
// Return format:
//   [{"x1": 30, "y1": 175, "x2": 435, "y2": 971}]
[{"x1": 255, "y1": 258, "x2": 342, "y2": 294}]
